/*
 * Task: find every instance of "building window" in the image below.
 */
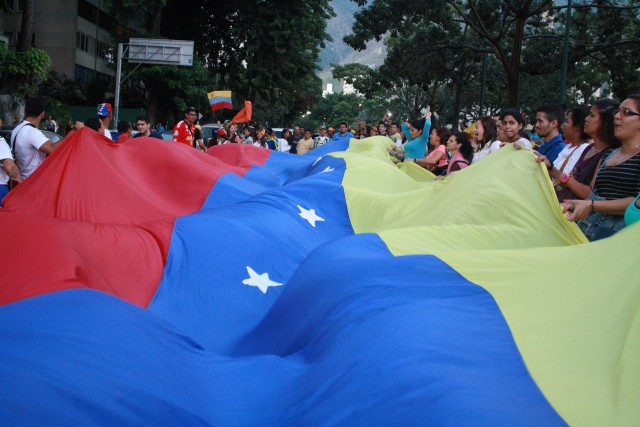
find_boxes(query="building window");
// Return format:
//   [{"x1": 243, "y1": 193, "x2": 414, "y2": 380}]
[
  {"x1": 76, "y1": 32, "x2": 94, "y2": 54},
  {"x1": 78, "y1": 0, "x2": 117, "y2": 31},
  {"x1": 78, "y1": 0, "x2": 98, "y2": 25},
  {"x1": 96, "y1": 40, "x2": 114, "y2": 64},
  {"x1": 75, "y1": 64, "x2": 95, "y2": 83},
  {"x1": 76, "y1": 31, "x2": 113, "y2": 63},
  {"x1": 4, "y1": 32, "x2": 17, "y2": 47},
  {"x1": 75, "y1": 64, "x2": 114, "y2": 87}
]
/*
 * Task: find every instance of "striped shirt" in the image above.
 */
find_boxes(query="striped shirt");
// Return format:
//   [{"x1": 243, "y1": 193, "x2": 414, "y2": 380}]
[{"x1": 594, "y1": 151, "x2": 640, "y2": 200}]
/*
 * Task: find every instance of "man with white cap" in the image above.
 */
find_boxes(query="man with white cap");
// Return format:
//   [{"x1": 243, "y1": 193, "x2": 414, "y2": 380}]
[{"x1": 313, "y1": 126, "x2": 330, "y2": 148}]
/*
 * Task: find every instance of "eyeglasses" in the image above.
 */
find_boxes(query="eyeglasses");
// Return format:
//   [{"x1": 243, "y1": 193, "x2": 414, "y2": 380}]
[{"x1": 613, "y1": 108, "x2": 640, "y2": 117}]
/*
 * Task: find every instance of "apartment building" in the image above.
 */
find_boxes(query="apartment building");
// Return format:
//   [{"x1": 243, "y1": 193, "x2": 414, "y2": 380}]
[{"x1": 1, "y1": 0, "x2": 118, "y2": 85}]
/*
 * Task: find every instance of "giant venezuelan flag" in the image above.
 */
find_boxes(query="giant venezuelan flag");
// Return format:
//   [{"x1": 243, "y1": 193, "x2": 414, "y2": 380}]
[{"x1": 0, "y1": 129, "x2": 638, "y2": 425}]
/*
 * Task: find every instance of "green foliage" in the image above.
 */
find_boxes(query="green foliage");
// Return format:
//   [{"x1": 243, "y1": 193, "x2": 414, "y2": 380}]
[
  {"x1": 332, "y1": 63, "x2": 381, "y2": 97},
  {"x1": 103, "y1": 0, "x2": 334, "y2": 125},
  {"x1": 110, "y1": 0, "x2": 166, "y2": 34},
  {"x1": 38, "y1": 70, "x2": 85, "y2": 105},
  {"x1": 344, "y1": 0, "x2": 640, "y2": 112},
  {"x1": 159, "y1": 0, "x2": 334, "y2": 124},
  {"x1": 84, "y1": 76, "x2": 112, "y2": 106},
  {"x1": 0, "y1": 45, "x2": 51, "y2": 94},
  {"x1": 302, "y1": 92, "x2": 366, "y2": 128},
  {"x1": 43, "y1": 99, "x2": 71, "y2": 134},
  {"x1": 4, "y1": 48, "x2": 50, "y2": 80},
  {"x1": 128, "y1": 58, "x2": 212, "y2": 122},
  {"x1": 568, "y1": 1, "x2": 640, "y2": 97}
]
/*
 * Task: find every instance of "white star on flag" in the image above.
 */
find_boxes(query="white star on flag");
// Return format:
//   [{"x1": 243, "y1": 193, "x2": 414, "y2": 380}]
[
  {"x1": 320, "y1": 166, "x2": 335, "y2": 173},
  {"x1": 297, "y1": 205, "x2": 325, "y2": 227},
  {"x1": 242, "y1": 266, "x2": 283, "y2": 294},
  {"x1": 312, "y1": 155, "x2": 326, "y2": 166}
]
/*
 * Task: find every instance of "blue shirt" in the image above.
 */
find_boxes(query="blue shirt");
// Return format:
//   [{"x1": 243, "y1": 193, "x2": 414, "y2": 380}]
[
  {"x1": 537, "y1": 134, "x2": 566, "y2": 164},
  {"x1": 329, "y1": 131, "x2": 354, "y2": 145},
  {"x1": 401, "y1": 119, "x2": 431, "y2": 160}
]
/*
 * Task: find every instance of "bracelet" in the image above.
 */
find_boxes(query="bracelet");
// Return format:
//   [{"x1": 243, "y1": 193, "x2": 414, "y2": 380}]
[
  {"x1": 589, "y1": 199, "x2": 594, "y2": 213},
  {"x1": 546, "y1": 161, "x2": 553, "y2": 171}
]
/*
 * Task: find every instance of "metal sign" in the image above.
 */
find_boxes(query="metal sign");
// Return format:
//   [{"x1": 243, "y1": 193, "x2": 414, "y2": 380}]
[
  {"x1": 128, "y1": 38, "x2": 194, "y2": 66},
  {"x1": 113, "y1": 38, "x2": 195, "y2": 126}
]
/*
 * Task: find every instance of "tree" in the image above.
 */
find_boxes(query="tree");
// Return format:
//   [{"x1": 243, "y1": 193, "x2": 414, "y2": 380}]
[
  {"x1": 38, "y1": 70, "x2": 85, "y2": 106},
  {"x1": 567, "y1": 1, "x2": 640, "y2": 97},
  {"x1": 340, "y1": 0, "x2": 481, "y2": 126},
  {"x1": 303, "y1": 92, "x2": 364, "y2": 129},
  {"x1": 126, "y1": 60, "x2": 211, "y2": 126},
  {"x1": 0, "y1": 0, "x2": 50, "y2": 124},
  {"x1": 345, "y1": 0, "x2": 640, "y2": 108},
  {"x1": 108, "y1": 0, "x2": 334, "y2": 125},
  {"x1": 15, "y1": 0, "x2": 37, "y2": 52},
  {"x1": 161, "y1": 0, "x2": 334, "y2": 124}
]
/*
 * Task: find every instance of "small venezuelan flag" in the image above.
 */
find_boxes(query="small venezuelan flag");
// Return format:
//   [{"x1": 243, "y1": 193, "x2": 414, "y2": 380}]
[{"x1": 207, "y1": 90, "x2": 232, "y2": 111}]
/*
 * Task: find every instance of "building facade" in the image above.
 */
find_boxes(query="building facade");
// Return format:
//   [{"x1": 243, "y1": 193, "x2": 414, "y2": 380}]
[{"x1": 2, "y1": 0, "x2": 117, "y2": 85}]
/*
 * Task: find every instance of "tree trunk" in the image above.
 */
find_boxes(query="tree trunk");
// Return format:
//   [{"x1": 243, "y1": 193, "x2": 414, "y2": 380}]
[
  {"x1": 506, "y1": 72, "x2": 520, "y2": 109},
  {"x1": 452, "y1": 54, "x2": 468, "y2": 130},
  {"x1": 0, "y1": 95, "x2": 25, "y2": 126},
  {"x1": 149, "y1": 7, "x2": 163, "y2": 36},
  {"x1": 16, "y1": 0, "x2": 36, "y2": 52},
  {"x1": 507, "y1": 17, "x2": 525, "y2": 108}
]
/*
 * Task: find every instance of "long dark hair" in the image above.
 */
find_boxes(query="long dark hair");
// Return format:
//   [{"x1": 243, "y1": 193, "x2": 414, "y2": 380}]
[
  {"x1": 565, "y1": 106, "x2": 590, "y2": 143},
  {"x1": 476, "y1": 116, "x2": 498, "y2": 149},
  {"x1": 591, "y1": 98, "x2": 620, "y2": 148},
  {"x1": 255, "y1": 130, "x2": 267, "y2": 148},
  {"x1": 409, "y1": 118, "x2": 426, "y2": 132},
  {"x1": 451, "y1": 131, "x2": 474, "y2": 163}
]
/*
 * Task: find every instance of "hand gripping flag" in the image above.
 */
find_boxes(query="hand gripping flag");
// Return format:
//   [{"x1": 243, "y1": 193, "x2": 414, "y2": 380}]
[
  {"x1": 231, "y1": 100, "x2": 252, "y2": 124},
  {"x1": 0, "y1": 131, "x2": 638, "y2": 426},
  {"x1": 207, "y1": 90, "x2": 232, "y2": 111}
]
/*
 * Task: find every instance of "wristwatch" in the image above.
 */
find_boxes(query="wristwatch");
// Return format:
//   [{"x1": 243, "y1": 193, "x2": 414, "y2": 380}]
[{"x1": 560, "y1": 173, "x2": 571, "y2": 186}]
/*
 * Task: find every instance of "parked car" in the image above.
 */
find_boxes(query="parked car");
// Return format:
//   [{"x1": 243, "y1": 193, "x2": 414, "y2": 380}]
[
  {"x1": 41, "y1": 130, "x2": 63, "y2": 143},
  {"x1": 201, "y1": 124, "x2": 220, "y2": 140},
  {"x1": 0, "y1": 126, "x2": 62, "y2": 146}
]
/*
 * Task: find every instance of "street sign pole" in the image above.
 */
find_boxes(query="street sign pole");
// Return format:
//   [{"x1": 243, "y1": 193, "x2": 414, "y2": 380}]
[
  {"x1": 113, "y1": 39, "x2": 194, "y2": 127},
  {"x1": 114, "y1": 43, "x2": 123, "y2": 126}
]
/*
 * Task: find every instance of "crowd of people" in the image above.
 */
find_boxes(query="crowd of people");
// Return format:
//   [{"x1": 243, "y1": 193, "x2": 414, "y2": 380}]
[
  {"x1": 206, "y1": 119, "x2": 354, "y2": 155},
  {"x1": 1, "y1": 94, "x2": 639, "y2": 242}
]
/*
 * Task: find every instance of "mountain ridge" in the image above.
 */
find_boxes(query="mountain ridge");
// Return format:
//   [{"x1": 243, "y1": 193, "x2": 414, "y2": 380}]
[{"x1": 318, "y1": 0, "x2": 386, "y2": 90}]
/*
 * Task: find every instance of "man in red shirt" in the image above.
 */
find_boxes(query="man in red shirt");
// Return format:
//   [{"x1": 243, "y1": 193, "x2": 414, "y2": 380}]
[{"x1": 172, "y1": 107, "x2": 198, "y2": 147}]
